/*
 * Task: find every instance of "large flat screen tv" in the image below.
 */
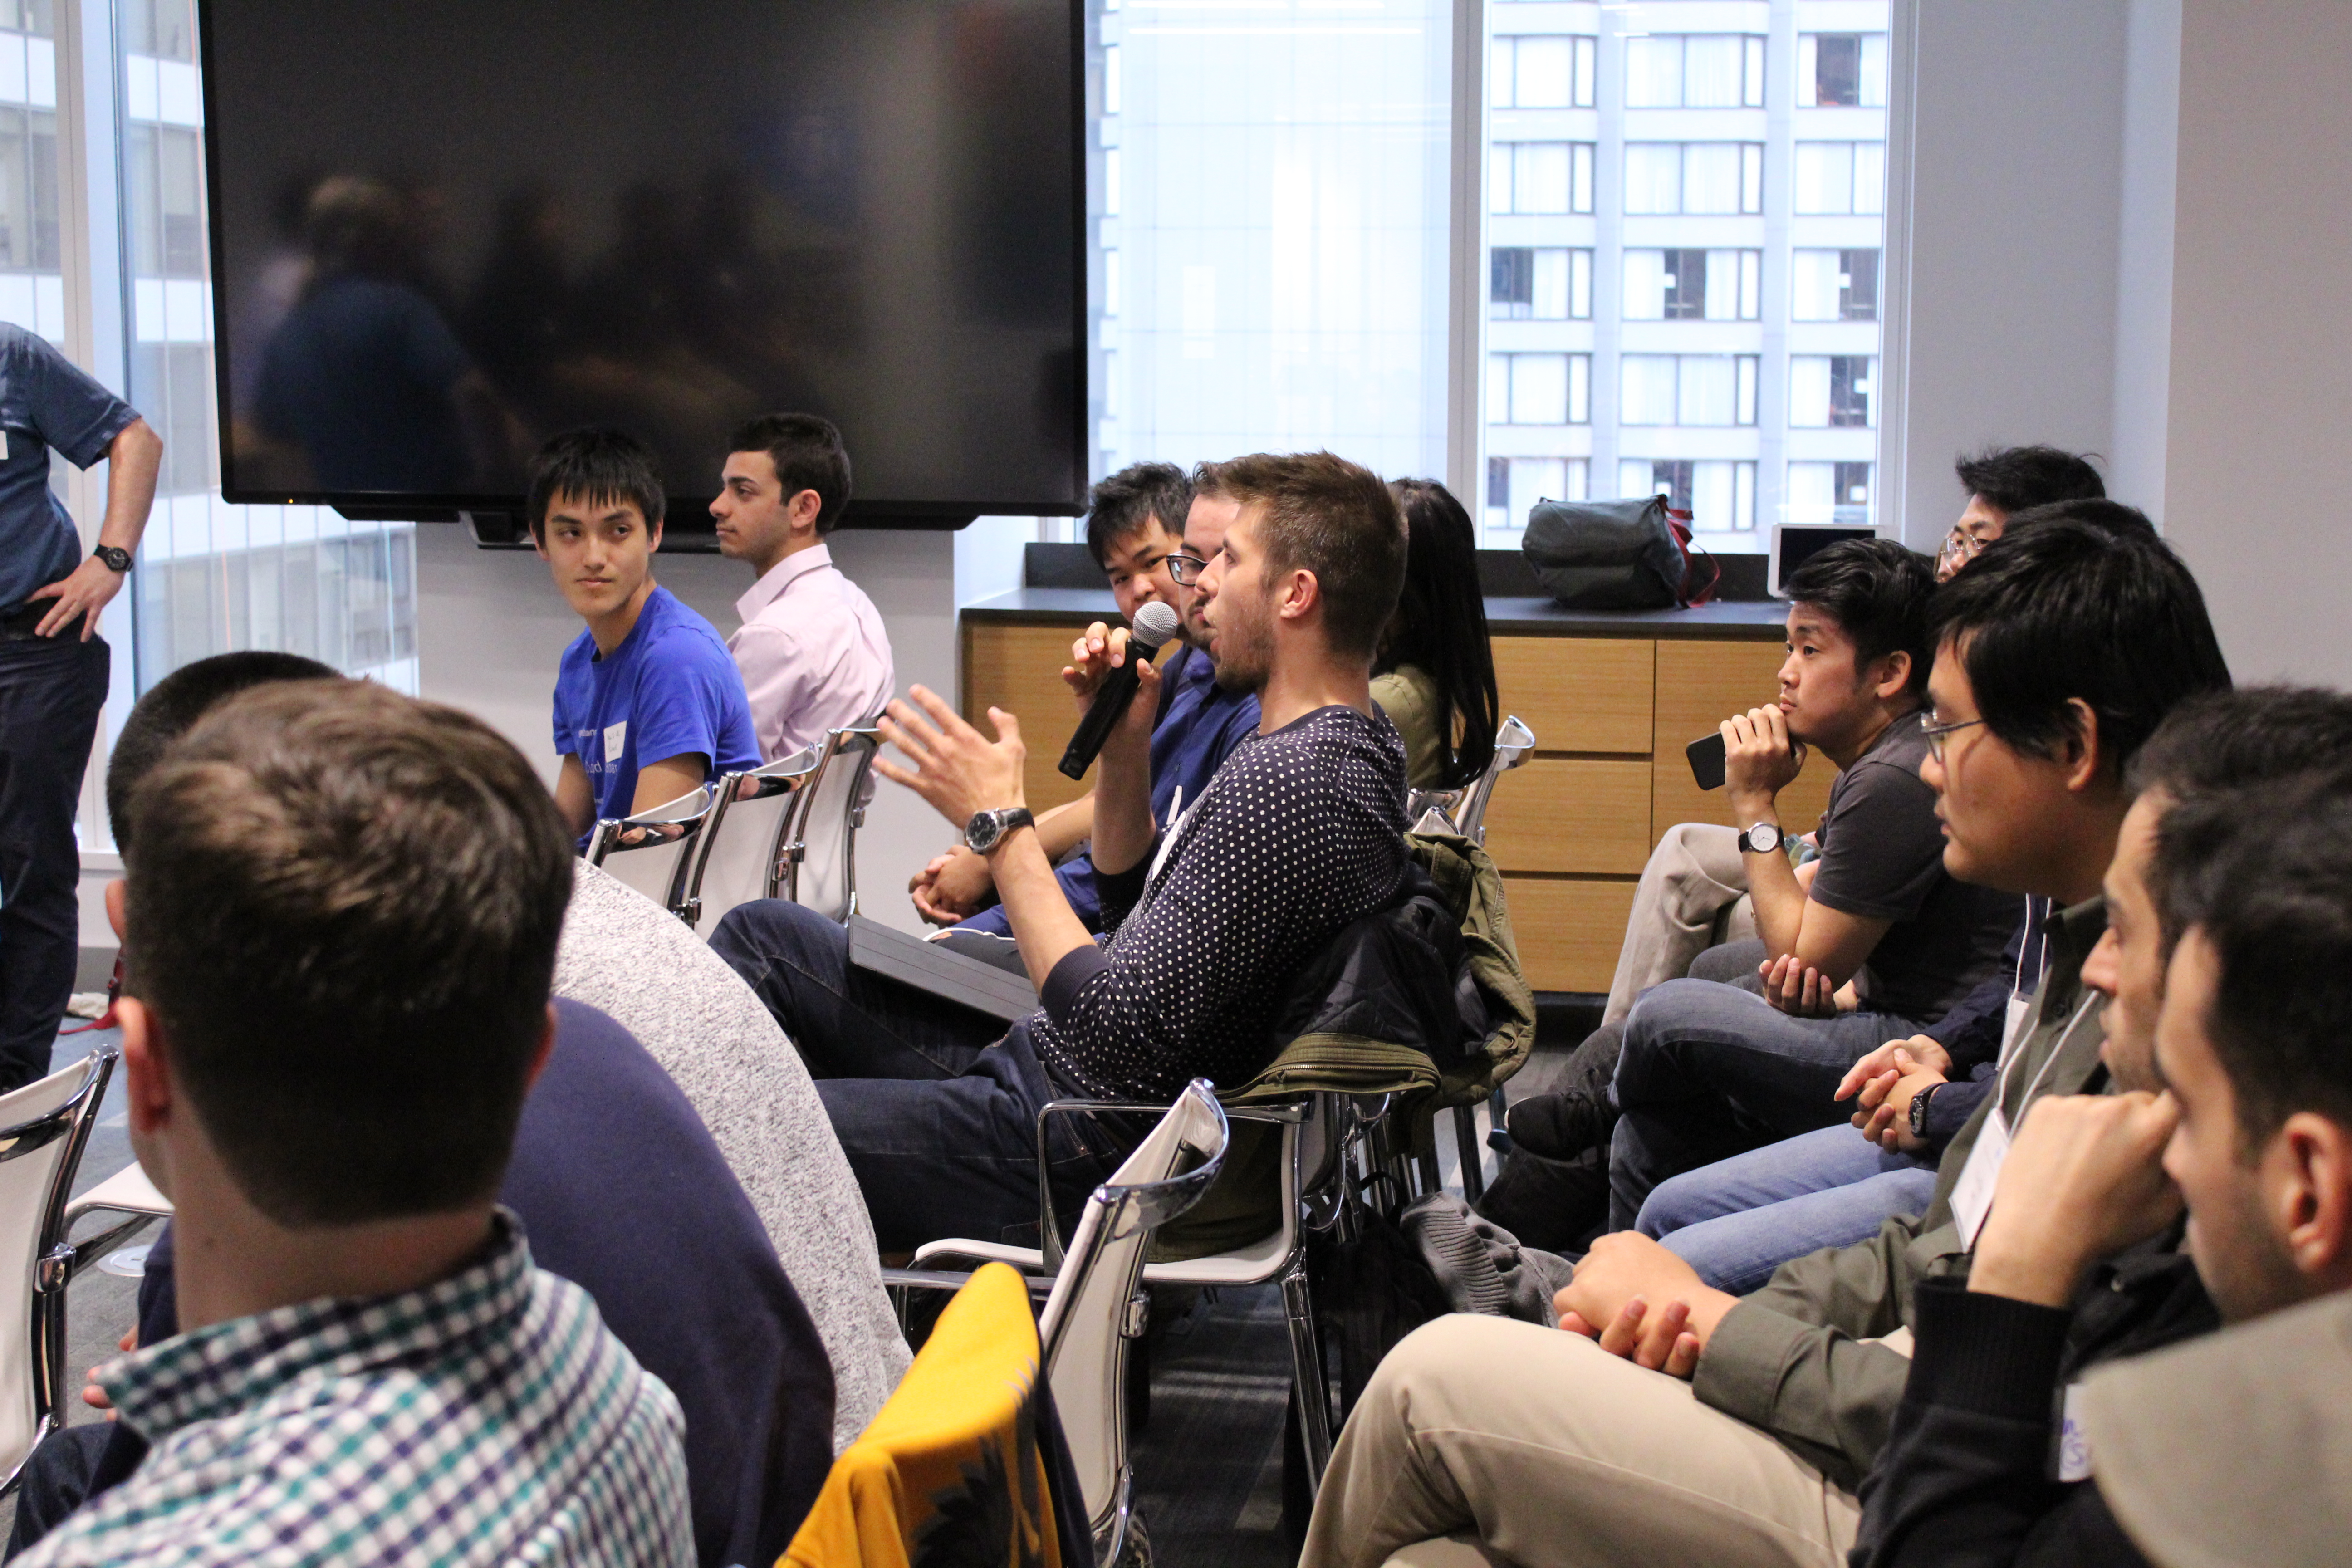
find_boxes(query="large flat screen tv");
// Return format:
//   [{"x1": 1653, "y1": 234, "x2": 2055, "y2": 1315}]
[{"x1": 201, "y1": 0, "x2": 1083, "y2": 533}]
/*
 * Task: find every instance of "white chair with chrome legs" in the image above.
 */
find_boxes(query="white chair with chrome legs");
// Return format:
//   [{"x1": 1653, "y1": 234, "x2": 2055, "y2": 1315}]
[
  {"x1": 0, "y1": 1049, "x2": 119, "y2": 1495},
  {"x1": 884, "y1": 1080, "x2": 1230, "y2": 1567},
  {"x1": 785, "y1": 726, "x2": 882, "y2": 924},
  {"x1": 673, "y1": 746, "x2": 822, "y2": 932},
  {"x1": 1406, "y1": 715, "x2": 1536, "y2": 845},
  {"x1": 584, "y1": 783, "x2": 715, "y2": 921}
]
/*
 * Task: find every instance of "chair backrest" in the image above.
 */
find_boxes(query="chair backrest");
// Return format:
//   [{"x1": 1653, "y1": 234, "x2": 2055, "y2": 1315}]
[
  {"x1": 786, "y1": 726, "x2": 882, "y2": 924},
  {"x1": 1449, "y1": 714, "x2": 1537, "y2": 845},
  {"x1": 676, "y1": 746, "x2": 822, "y2": 931},
  {"x1": 0, "y1": 1050, "x2": 114, "y2": 1487},
  {"x1": 783, "y1": 1261, "x2": 1079, "y2": 1568},
  {"x1": 1036, "y1": 1081, "x2": 1229, "y2": 1540},
  {"x1": 583, "y1": 783, "x2": 715, "y2": 919}
]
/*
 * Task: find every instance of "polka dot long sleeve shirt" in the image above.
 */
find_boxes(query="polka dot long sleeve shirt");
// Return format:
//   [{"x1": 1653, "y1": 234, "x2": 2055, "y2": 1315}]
[{"x1": 1034, "y1": 703, "x2": 1409, "y2": 1101}]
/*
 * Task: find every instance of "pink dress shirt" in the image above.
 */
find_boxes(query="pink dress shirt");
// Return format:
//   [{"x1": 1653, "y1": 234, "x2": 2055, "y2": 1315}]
[{"x1": 727, "y1": 543, "x2": 896, "y2": 763}]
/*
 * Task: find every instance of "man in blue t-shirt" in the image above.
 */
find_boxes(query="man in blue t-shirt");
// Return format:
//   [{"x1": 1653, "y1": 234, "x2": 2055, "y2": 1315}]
[
  {"x1": 0, "y1": 323, "x2": 161, "y2": 1089},
  {"x1": 531, "y1": 429, "x2": 759, "y2": 843}
]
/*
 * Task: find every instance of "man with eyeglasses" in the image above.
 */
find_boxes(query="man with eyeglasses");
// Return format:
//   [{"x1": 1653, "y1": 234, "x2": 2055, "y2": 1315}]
[
  {"x1": 1302, "y1": 506, "x2": 2231, "y2": 1568},
  {"x1": 909, "y1": 460, "x2": 1259, "y2": 936},
  {"x1": 1935, "y1": 444, "x2": 2106, "y2": 579}
]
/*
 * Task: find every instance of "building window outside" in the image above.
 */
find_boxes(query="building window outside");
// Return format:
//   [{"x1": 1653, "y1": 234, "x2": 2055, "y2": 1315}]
[
  {"x1": 1793, "y1": 142, "x2": 1886, "y2": 216},
  {"x1": 1791, "y1": 248, "x2": 1879, "y2": 321},
  {"x1": 1623, "y1": 249, "x2": 1760, "y2": 321},
  {"x1": 1492, "y1": 34, "x2": 1595, "y2": 109},
  {"x1": 1491, "y1": 246, "x2": 1591, "y2": 320},
  {"x1": 1623, "y1": 35, "x2": 1766, "y2": 109},
  {"x1": 118, "y1": 0, "x2": 419, "y2": 711},
  {"x1": 1788, "y1": 459, "x2": 1875, "y2": 525},
  {"x1": 1798, "y1": 34, "x2": 1889, "y2": 108},
  {"x1": 1493, "y1": 141, "x2": 1595, "y2": 216},
  {"x1": 1480, "y1": 1, "x2": 1889, "y2": 549},
  {"x1": 1484, "y1": 454, "x2": 1587, "y2": 536},
  {"x1": 1488, "y1": 351, "x2": 1588, "y2": 426}
]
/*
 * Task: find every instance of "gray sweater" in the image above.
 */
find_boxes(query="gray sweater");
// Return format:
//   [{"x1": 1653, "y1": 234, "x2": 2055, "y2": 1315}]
[{"x1": 556, "y1": 863, "x2": 909, "y2": 1451}]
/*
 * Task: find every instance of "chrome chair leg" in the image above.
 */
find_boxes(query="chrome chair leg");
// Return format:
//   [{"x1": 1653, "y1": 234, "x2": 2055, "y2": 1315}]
[
  {"x1": 1452, "y1": 1102, "x2": 1486, "y2": 1204},
  {"x1": 1280, "y1": 1253, "x2": 1333, "y2": 1494}
]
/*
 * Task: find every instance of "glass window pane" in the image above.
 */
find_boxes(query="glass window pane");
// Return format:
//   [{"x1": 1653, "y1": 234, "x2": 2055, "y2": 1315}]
[
  {"x1": 1861, "y1": 35, "x2": 1890, "y2": 107},
  {"x1": 1516, "y1": 143, "x2": 1570, "y2": 213},
  {"x1": 1490, "y1": 144, "x2": 1514, "y2": 215},
  {"x1": 1683, "y1": 37, "x2": 1744, "y2": 107},
  {"x1": 1625, "y1": 37, "x2": 1683, "y2": 107},
  {"x1": 1620, "y1": 355, "x2": 1677, "y2": 425},
  {"x1": 1487, "y1": 352, "x2": 1510, "y2": 421},
  {"x1": 1680, "y1": 356, "x2": 1737, "y2": 426},
  {"x1": 1704, "y1": 249, "x2": 1740, "y2": 319},
  {"x1": 1787, "y1": 461, "x2": 1837, "y2": 521},
  {"x1": 1569, "y1": 248, "x2": 1592, "y2": 318},
  {"x1": 1511, "y1": 353, "x2": 1568, "y2": 424},
  {"x1": 1794, "y1": 142, "x2": 1853, "y2": 214},
  {"x1": 1530, "y1": 247, "x2": 1568, "y2": 318},
  {"x1": 1624, "y1": 143, "x2": 1681, "y2": 214},
  {"x1": 1568, "y1": 353, "x2": 1589, "y2": 423},
  {"x1": 1792, "y1": 249, "x2": 1841, "y2": 319},
  {"x1": 1789, "y1": 357, "x2": 1832, "y2": 426},
  {"x1": 1622, "y1": 249, "x2": 1667, "y2": 319},
  {"x1": 1491, "y1": 38, "x2": 1514, "y2": 107},
  {"x1": 1855, "y1": 142, "x2": 1887, "y2": 214},
  {"x1": 1682, "y1": 143, "x2": 1742, "y2": 214},
  {"x1": 1514, "y1": 36, "x2": 1573, "y2": 108}
]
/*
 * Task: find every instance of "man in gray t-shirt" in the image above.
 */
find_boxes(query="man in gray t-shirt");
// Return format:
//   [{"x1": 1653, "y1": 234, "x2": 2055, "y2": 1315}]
[{"x1": 1603, "y1": 540, "x2": 2011, "y2": 1228}]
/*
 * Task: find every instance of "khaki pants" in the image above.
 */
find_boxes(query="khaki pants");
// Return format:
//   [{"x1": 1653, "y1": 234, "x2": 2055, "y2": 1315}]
[
  {"x1": 1603, "y1": 823, "x2": 1758, "y2": 1025},
  {"x1": 1300, "y1": 1316, "x2": 1860, "y2": 1568}
]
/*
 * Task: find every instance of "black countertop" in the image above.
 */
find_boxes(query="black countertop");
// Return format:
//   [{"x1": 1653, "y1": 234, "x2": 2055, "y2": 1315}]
[{"x1": 962, "y1": 587, "x2": 1794, "y2": 640}]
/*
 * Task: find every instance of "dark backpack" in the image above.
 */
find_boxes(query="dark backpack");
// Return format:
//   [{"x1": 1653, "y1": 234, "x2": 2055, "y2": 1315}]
[{"x1": 1521, "y1": 494, "x2": 1720, "y2": 610}]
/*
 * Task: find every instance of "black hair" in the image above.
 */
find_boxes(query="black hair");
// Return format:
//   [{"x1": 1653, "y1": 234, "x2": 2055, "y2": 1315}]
[
  {"x1": 1083, "y1": 461, "x2": 1193, "y2": 569},
  {"x1": 727, "y1": 412, "x2": 853, "y2": 534},
  {"x1": 1382, "y1": 480, "x2": 1500, "y2": 791},
  {"x1": 1926, "y1": 508, "x2": 2230, "y2": 776},
  {"x1": 2157, "y1": 774, "x2": 2352, "y2": 1146},
  {"x1": 1782, "y1": 536, "x2": 1936, "y2": 702},
  {"x1": 1997, "y1": 496, "x2": 2156, "y2": 544},
  {"x1": 526, "y1": 427, "x2": 665, "y2": 542},
  {"x1": 1953, "y1": 445, "x2": 2106, "y2": 516},
  {"x1": 107, "y1": 652, "x2": 339, "y2": 853}
]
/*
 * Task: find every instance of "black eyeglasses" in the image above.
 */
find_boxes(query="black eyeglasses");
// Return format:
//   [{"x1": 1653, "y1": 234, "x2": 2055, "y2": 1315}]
[
  {"x1": 1919, "y1": 710, "x2": 1987, "y2": 761},
  {"x1": 1166, "y1": 551, "x2": 1211, "y2": 586}
]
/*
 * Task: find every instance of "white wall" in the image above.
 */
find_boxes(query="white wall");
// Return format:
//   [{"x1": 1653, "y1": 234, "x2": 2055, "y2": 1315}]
[
  {"x1": 415, "y1": 523, "x2": 957, "y2": 935},
  {"x1": 2158, "y1": 0, "x2": 2352, "y2": 685},
  {"x1": 1887, "y1": 0, "x2": 2131, "y2": 548}
]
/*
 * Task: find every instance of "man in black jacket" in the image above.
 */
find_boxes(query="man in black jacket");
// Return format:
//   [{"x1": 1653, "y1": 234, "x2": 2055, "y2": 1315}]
[{"x1": 1852, "y1": 715, "x2": 2352, "y2": 1566}]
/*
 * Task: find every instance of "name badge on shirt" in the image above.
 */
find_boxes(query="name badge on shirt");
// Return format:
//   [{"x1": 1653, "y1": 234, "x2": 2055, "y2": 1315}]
[
  {"x1": 2053, "y1": 1382, "x2": 2093, "y2": 1482},
  {"x1": 603, "y1": 720, "x2": 627, "y2": 760},
  {"x1": 1951, "y1": 1105, "x2": 2011, "y2": 1251},
  {"x1": 2001, "y1": 993, "x2": 2033, "y2": 1058}
]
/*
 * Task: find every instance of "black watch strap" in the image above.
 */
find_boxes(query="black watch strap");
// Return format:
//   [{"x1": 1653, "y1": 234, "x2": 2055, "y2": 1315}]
[
  {"x1": 1909, "y1": 1081, "x2": 1940, "y2": 1138},
  {"x1": 93, "y1": 544, "x2": 131, "y2": 573}
]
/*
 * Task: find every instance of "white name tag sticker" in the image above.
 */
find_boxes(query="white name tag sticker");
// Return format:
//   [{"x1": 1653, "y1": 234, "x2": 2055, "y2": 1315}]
[
  {"x1": 1951, "y1": 1106, "x2": 2011, "y2": 1251},
  {"x1": 602, "y1": 720, "x2": 627, "y2": 760},
  {"x1": 2002, "y1": 993, "x2": 2033, "y2": 1058},
  {"x1": 2055, "y1": 1383, "x2": 2092, "y2": 1482}
]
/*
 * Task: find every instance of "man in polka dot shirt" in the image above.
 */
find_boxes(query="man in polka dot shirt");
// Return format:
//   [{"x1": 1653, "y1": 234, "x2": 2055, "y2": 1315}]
[{"x1": 711, "y1": 452, "x2": 1414, "y2": 1252}]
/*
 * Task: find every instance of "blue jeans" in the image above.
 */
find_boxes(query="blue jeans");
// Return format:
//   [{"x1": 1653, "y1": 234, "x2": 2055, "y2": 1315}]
[
  {"x1": 710, "y1": 899, "x2": 1127, "y2": 1252},
  {"x1": 1635, "y1": 1124, "x2": 1937, "y2": 1294},
  {"x1": 0, "y1": 632, "x2": 108, "y2": 1089},
  {"x1": 1608, "y1": 977, "x2": 1924, "y2": 1230}
]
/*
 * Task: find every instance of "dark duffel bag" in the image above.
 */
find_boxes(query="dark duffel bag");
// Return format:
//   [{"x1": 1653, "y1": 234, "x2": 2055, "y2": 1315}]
[{"x1": 1521, "y1": 494, "x2": 1719, "y2": 610}]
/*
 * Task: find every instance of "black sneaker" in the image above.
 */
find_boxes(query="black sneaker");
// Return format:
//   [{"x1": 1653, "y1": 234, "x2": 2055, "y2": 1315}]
[{"x1": 1504, "y1": 1089, "x2": 1615, "y2": 1162}]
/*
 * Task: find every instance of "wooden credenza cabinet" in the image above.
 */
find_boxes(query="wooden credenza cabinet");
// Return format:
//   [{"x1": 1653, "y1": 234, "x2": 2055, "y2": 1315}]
[{"x1": 960, "y1": 593, "x2": 1831, "y2": 994}]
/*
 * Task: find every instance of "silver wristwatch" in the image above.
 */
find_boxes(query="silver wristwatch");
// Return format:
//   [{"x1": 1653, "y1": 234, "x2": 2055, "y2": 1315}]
[
  {"x1": 963, "y1": 806, "x2": 1035, "y2": 854},
  {"x1": 1740, "y1": 821, "x2": 1785, "y2": 855}
]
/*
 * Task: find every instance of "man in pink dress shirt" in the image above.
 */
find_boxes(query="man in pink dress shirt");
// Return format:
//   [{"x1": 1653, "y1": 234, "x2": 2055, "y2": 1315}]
[{"x1": 711, "y1": 414, "x2": 896, "y2": 762}]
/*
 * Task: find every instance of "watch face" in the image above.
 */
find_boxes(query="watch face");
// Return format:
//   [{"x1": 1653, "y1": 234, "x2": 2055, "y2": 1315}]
[{"x1": 965, "y1": 812, "x2": 999, "y2": 853}]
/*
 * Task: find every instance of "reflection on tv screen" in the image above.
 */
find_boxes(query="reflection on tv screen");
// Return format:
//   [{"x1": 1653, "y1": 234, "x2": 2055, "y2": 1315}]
[{"x1": 204, "y1": 0, "x2": 1082, "y2": 514}]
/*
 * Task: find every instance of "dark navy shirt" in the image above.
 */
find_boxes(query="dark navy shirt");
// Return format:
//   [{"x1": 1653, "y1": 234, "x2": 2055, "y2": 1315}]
[
  {"x1": 553, "y1": 585, "x2": 761, "y2": 840},
  {"x1": 124, "y1": 1000, "x2": 838, "y2": 1568},
  {"x1": 0, "y1": 326, "x2": 138, "y2": 613},
  {"x1": 959, "y1": 640, "x2": 1262, "y2": 933}
]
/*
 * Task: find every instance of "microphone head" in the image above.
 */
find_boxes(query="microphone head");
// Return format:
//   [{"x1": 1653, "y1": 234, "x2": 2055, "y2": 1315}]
[{"x1": 1131, "y1": 600, "x2": 1181, "y2": 651}]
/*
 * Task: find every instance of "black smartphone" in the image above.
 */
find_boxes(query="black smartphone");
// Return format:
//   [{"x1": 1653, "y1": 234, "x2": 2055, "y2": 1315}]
[{"x1": 1686, "y1": 732, "x2": 1728, "y2": 790}]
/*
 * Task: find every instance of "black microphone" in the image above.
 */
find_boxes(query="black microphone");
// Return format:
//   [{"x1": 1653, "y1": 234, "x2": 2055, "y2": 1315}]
[{"x1": 1058, "y1": 600, "x2": 1181, "y2": 780}]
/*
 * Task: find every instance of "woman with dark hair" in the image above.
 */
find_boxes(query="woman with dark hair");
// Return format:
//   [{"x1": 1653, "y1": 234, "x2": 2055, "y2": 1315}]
[{"x1": 1376, "y1": 479, "x2": 1501, "y2": 791}]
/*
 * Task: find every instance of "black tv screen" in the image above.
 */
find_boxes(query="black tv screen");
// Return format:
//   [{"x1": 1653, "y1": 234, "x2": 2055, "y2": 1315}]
[{"x1": 201, "y1": 0, "x2": 1083, "y2": 526}]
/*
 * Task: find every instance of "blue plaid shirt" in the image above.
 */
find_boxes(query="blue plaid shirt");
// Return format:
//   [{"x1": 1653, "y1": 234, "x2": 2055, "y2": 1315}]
[{"x1": 19, "y1": 1212, "x2": 692, "y2": 1567}]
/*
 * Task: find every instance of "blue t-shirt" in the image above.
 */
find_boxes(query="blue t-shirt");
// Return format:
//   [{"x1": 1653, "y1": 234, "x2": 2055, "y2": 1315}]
[
  {"x1": 0, "y1": 325, "x2": 138, "y2": 613},
  {"x1": 553, "y1": 584, "x2": 761, "y2": 836}
]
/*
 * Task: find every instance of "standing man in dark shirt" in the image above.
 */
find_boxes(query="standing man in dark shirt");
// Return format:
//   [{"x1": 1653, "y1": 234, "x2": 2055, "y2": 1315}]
[
  {"x1": 712, "y1": 451, "x2": 1410, "y2": 1251},
  {"x1": 0, "y1": 323, "x2": 160, "y2": 1090}
]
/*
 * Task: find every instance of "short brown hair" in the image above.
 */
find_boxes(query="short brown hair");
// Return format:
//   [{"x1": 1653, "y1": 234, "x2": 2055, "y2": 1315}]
[
  {"x1": 1200, "y1": 451, "x2": 1406, "y2": 660},
  {"x1": 123, "y1": 682, "x2": 574, "y2": 1227}
]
